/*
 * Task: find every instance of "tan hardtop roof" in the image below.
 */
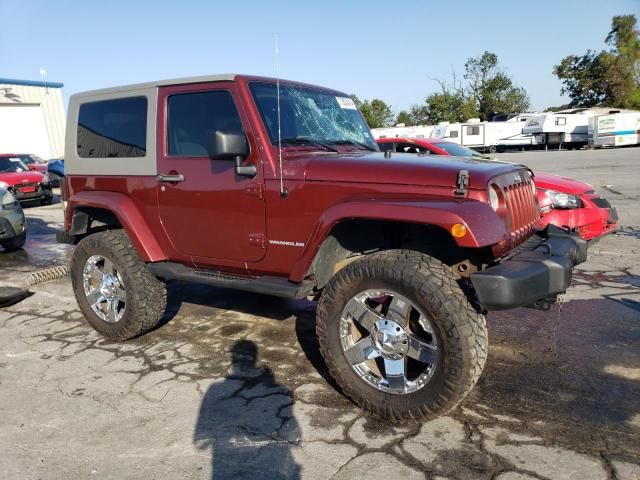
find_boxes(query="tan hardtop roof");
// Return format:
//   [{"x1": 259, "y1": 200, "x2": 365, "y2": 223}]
[
  {"x1": 70, "y1": 74, "x2": 238, "y2": 98},
  {"x1": 70, "y1": 74, "x2": 348, "y2": 100}
]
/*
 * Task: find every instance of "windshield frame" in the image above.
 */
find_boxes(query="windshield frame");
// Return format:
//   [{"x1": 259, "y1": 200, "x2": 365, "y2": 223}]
[{"x1": 248, "y1": 81, "x2": 378, "y2": 152}]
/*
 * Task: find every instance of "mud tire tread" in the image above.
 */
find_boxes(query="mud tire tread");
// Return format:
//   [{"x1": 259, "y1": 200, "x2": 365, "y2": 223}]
[
  {"x1": 316, "y1": 249, "x2": 487, "y2": 421},
  {"x1": 70, "y1": 230, "x2": 167, "y2": 341}
]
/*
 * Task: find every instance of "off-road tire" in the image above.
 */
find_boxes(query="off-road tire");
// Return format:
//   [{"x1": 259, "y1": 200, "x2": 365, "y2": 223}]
[
  {"x1": 70, "y1": 229, "x2": 167, "y2": 341},
  {"x1": 0, "y1": 231, "x2": 26, "y2": 251},
  {"x1": 316, "y1": 249, "x2": 487, "y2": 421}
]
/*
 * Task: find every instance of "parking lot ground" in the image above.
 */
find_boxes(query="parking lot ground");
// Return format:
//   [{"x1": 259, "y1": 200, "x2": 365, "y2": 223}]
[{"x1": 0, "y1": 148, "x2": 639, "y2": 479}]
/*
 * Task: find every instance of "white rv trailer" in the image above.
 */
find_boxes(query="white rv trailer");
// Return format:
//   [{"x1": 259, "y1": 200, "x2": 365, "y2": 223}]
[
  {"x1": 372, "y1": 124, "x2": 435, "y2": 139},
  {"x1": 429, "y1": 114, "x2": 537, "y2": 153},
  {"x1": 522, "y1": 107, "x2": 630, "y2": 149},
  {"x1": 588, "y1": 111, "x2": 640, "y2": 148}
]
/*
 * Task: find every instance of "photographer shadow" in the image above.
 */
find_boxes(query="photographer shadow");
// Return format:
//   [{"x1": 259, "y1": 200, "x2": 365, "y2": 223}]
[{"x1": 194, "y1": 340, "x2": 301, "y2": 480}]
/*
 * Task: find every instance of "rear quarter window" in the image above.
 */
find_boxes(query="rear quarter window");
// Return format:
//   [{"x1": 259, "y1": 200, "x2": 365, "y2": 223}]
[{"x1": 77, "y1": 97, "x2": 147, "y2": 158}]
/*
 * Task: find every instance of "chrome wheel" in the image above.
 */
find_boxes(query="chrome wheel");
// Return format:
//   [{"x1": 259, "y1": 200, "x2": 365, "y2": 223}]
[
  {"x1": 339, "y1": 289, "x2": 439, "y2": 394},
  {"x1": 82, "y1": 255, "x2": 126, "y2": 323}
]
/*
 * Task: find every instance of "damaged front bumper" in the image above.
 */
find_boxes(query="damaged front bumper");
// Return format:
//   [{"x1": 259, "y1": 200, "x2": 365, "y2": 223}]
[{"x1": 470, "y1": 225, "x2": 587, "y2": 311}]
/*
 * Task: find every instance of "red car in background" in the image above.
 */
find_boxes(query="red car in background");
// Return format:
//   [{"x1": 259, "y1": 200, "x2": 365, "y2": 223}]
[
  {"x1": 376, "y1": 138, "x2": 618, "y2": 240},
  {"x1": 0, "y1": 155, "x2": 53, "y2": 205}
]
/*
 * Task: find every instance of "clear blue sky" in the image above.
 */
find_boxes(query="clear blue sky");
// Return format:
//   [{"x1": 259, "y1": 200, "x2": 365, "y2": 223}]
[{"x1": 2, "y1": 0, "x2": 639, "y2": 113}]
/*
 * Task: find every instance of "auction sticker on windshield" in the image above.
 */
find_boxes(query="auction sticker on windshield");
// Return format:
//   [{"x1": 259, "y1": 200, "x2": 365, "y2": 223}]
[{"x1": 336, "y1": 97, "x2": 357, "y2": 109}]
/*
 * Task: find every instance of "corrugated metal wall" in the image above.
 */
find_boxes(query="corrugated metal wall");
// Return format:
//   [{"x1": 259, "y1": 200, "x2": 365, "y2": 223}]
[{"x1": 0, "y1": 82, "x2": 66, "y2": 158}]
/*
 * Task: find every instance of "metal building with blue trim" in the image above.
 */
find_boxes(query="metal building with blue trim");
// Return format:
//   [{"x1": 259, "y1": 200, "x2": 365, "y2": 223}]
[{"x1": 0, "y1": 78, "x2": 66, "y2": 158}]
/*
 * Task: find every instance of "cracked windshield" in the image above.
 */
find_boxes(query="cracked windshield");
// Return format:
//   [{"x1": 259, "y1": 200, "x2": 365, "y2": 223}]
[{"x1": 250, "y1": 82, "x2": 377, "y2": 152}]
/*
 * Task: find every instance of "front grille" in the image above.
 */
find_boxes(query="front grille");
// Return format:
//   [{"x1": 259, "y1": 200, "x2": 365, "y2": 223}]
[
  {"x1": 591, "y1": 197, "x2": 611, "y2": 209},
  {"x1": 14, "y1": 183, "x2": 39, "y2": 194},
  {"x1": 492, "y1": 171, "x2": 539, "y2": 247}
]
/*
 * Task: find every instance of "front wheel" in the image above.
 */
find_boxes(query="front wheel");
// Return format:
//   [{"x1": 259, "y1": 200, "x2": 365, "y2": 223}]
[
  {"x1": 70, "y1": 230, "x2": 167, "y2": 341},
  {"x1": 316, "y1": 250, "x2": 487, "y2": 421}
]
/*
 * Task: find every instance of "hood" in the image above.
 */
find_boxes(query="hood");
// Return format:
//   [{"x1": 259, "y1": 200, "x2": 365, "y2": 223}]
[
  {"x1": 533, "y1": 172, "x2": 592, "y2": 194},
  {"x1": 303, "y1": 152, "x2": 524, "y2": 190},
  {"x1": 0, "y1": 170, "x2": 46, "y2": 186}
]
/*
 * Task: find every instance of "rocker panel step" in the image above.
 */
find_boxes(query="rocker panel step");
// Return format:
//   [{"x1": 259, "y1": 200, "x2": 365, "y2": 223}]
[{"x1": 148, "y1": 262, "x2": 314, "y2": 299}]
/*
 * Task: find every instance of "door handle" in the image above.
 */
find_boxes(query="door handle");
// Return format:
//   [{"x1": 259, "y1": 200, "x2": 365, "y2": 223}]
[{"x1": 157, "y1": 173, "x2": 184, "y2": 183}]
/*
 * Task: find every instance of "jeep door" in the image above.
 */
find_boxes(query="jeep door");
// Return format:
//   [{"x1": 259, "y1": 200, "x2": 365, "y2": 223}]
[{"x1": 156, "y1": 82, "x2": 266, "y2": 263}]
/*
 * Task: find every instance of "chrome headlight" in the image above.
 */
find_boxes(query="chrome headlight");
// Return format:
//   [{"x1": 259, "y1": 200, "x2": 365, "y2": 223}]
[
  {"x1": 488, "y1": 186, "x2": 500, "y2": 211},
  {"x1": 544, "y1": 190, "x2": 582, "y2": 209}
]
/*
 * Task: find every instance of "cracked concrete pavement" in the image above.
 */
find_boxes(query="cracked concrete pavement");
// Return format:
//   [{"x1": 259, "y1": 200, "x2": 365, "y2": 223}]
[{"x1": 0, "y1": 148, "x2": 638, "y2": 479}]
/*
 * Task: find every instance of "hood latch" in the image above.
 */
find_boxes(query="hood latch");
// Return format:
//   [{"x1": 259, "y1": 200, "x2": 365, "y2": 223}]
[{"x1": 455, "y1": 170, "x2": 469, "y2": 196}]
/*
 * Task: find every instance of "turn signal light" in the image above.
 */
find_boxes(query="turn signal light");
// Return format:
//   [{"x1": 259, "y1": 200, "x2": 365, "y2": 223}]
[{"x1": 451, "y1": 223, "x2": 468, "y2": 238}]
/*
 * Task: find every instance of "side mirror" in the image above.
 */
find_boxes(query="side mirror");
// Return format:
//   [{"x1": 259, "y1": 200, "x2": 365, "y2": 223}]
[{"x1": 207, "y1": 131, "x2": 256, "y2": 177}]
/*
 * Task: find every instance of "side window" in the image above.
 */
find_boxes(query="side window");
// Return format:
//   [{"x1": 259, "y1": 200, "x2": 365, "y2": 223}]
[
  {"x1": 450, "y1": 130, "x2": 459, "y2": 138},
  {"x1": 555, "y1": 117, "x2": 566, "y2": 126},
  {"x1": 168, "y1": 90, "x2": 243, "y2": 156},
  {"x1": 466, "y1": 126, "x2": 480, "y2": 135},
  {"x1": 377, "y1": 142, "x2": 394, "y2": 152},
  {"x1": 78, "y1": 97, "x2": 147, "y2": 158}
]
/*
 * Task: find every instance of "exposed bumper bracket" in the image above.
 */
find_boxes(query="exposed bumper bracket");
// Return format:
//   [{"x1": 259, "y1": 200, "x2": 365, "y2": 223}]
[{"x1": 470, "y1": 225, "x2": 587, "y2": 311}]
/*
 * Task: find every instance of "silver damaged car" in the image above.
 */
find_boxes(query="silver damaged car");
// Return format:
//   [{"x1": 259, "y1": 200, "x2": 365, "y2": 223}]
[{"x1": 0, "y1": 181, "x2": 26, "y2": 251}]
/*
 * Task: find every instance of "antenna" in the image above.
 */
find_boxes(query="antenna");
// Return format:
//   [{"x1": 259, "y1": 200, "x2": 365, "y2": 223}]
[
  {"x1": 275, "y1": 34, "x2": 288, "y2": 198},
  {"x1": 39, "y1": 67, "x2": 49, "y2": 94}
]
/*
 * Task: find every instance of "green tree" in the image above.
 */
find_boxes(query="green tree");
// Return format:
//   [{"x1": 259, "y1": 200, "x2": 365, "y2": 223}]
[
  {"x1": 357, "y1": 98, "x2": 394, "y2": 128},
  {"x1": 554, "y1": 15, "x2": 640, "y2": 109},
  {"x1": 544, "y1": 104, "x2": 571, "y2": 112},
  {"x1": 407, "y1": 104, "x2": 431, "y2": 125},
  {"x1": 394, "y1": 105, "x2": 431, "y2": 126},
  {"x1": 425, "y1": 91, "x2": 477, "y2": 123},
  {"x1": 464, "y1": 51, "x2": 530, "y2": 120},
  {"x1": 395, "y1": 110, "x2": 412, "y2": 125},
  {"x1": 553, "y1": 51, "x2": 610, "y2": 107}
]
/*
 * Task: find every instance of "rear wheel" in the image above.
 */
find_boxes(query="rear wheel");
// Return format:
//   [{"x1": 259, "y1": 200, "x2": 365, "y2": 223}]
[
  {"x1": 70, "y1": 230, "x2": 167, "y2": 340},
  {"x1": 316, "y1": 250, "x2": 487, "y2": 421}
]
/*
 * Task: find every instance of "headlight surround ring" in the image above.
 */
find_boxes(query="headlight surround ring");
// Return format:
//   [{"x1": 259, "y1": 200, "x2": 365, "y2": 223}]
[{"x1": 488, "y1": 185, "x2": 501, "y2": 211}]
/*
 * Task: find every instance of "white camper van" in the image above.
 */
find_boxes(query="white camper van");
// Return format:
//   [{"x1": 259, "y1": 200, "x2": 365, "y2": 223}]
[
  {"x1": 429, "y1": 114, "x2": 537, "y2": 153},
  {"x1": 523, "y1": 107, "x2": 629, "y2": 149},
  {"x1": 372, "y1": 124, "x2": 435, "y2": 139},
  {"x1": 588, "y1": 111, "x2": 640, "y2": 148}
]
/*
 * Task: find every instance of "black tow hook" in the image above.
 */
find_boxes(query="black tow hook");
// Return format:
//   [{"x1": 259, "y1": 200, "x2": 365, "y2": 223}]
[{"x1": 524, "y1": 295, "x2": 562, "y2": 311}]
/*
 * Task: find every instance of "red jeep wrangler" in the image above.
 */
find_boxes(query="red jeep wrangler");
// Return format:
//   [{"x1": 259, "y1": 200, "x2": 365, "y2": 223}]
[{"x1": 58, "y1": 74, "x2": 586, "y2": 420}]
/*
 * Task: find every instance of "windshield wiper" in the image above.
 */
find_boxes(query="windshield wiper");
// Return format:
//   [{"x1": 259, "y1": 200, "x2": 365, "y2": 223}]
[
  {"x1": 280, "y1": 138, "x2": 338, "y2": 153},
  {"x1": 331, "y1": 140, "x2": 377, "y2": 151}
]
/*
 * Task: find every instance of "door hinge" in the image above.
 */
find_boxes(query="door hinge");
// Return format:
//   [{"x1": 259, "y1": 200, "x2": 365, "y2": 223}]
[
  {"x1": 245, "y1": 182, "x2": 264, "y2": 199},
  {"x1": 248, "y1": 233, "x2": 266, "y2": 248}
]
